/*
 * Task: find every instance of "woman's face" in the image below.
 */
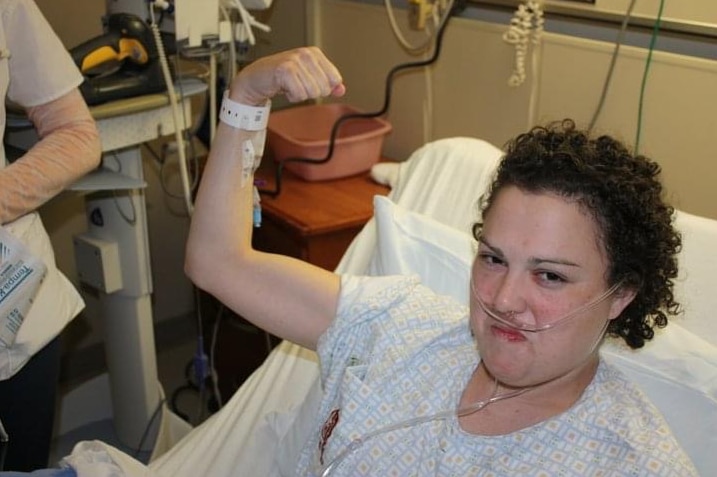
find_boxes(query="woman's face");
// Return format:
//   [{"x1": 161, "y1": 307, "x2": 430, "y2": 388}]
[{"x1": 470, "y1": 186, "x2": 633, "y2": 388}]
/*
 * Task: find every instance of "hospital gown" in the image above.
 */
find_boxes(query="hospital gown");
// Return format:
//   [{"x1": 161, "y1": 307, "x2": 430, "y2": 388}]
[{"x1": 295, "y1": 275, "x2": 698, "y2": 476}]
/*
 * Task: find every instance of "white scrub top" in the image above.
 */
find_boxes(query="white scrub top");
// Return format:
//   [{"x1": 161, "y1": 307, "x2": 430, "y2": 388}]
[{"x1": 0, "y1": 0, "x2": 86, "y2": 379}]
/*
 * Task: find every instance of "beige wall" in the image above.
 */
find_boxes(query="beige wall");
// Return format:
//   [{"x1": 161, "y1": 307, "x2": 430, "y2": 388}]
[
  {"x1": 536, "y1": 34, "x2": 717, "y2": 218},
  {"x1": 35, "y1": 0, "x2": 106, "y2": 48},
  {"x1": 314, "y1": 0, "x2": 717, "y2": 220},
  {"x1": 547, "y1": 0, "x2": 717, "y2": 26}
]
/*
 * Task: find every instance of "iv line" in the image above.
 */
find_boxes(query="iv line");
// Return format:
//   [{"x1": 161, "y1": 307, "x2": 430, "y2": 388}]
[{"x1": 319, "y1": 375, "x2": 534, "y2": 477}]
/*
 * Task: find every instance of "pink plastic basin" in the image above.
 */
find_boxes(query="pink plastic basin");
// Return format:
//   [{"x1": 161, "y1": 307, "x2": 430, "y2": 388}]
[{"x1": 267, "y1": 103, "x2": 392, "y2": 181}]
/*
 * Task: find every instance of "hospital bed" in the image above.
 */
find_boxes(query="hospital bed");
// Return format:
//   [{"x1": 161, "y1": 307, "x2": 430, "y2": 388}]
[{"x1": 62, "y1": 137, "x2": 717, "y2": 476}]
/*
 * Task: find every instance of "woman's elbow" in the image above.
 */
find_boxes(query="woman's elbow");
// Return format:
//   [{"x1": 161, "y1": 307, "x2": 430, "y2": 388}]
[
  {"x1": 185, "y1": 241, "x2": 252, "y2": 294},
  {"x1": 75, "y1": 119, "x2": 102, "y2": 172},
  {"x1": 56, "y1": 117, "x2": 102, "y2": 175},
  {"x1": 184, "y1": 241, "x2": 225, "y2": 292},
  {"x1": 68, "y1": 90, "x2": 102, "y2": 172},
  {"x1": 184, "y1": 245, "x2": 208, "y2": 290},
  {"x1": 86, "y1": 124, "x2": 102, "y2": 169}
]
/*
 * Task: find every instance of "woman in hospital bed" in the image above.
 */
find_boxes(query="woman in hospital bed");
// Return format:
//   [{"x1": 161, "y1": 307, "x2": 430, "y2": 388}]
[
  {"x1": 183, "y1": 47, "x2": 697, "y2": 475},
  {"x1": 3, "y1": 47, "x2": 700, "y2": 477}
]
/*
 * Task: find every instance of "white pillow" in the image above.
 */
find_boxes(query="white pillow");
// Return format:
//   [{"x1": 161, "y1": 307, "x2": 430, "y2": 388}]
[
  {"x1": 368, "y1": 195, "x2": 717, "y2": 474},
  {"x1": 602, "y1": 326, "x2": 717, "y2": 474},
  {"x1": 368, "y1": 195, "x2": 475, "y2": 304},
  {"x1": 672, "y1": 210, "x2": 717, "y2": 348}
]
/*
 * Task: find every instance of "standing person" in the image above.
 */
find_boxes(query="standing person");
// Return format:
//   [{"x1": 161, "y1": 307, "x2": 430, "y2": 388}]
[
  {"x1": 185, "y1": 47, "x2": 696, "y2": 475},
  {"x1": 0, "y1": 0, "x2": 101, "y2": 471}
]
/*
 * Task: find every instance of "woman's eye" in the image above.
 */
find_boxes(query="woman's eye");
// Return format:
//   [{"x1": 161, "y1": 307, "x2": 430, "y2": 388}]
[
  {"x1": 478, "y1": 253, "x2": 504, "y2": 267},
  {"x1": 537, "y1": 270, "x2": 566, "y2": 284}
]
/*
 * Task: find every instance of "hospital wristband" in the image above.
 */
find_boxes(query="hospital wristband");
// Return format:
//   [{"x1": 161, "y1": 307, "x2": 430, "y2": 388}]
[{"x1": 219, "y1": 91, "x2": 271, "y2": 131}]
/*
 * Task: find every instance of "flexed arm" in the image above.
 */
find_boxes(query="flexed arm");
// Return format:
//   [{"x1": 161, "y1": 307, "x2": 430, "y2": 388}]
[{"x1": 185, "y1": 47, "x2": 346, "y2": 350}]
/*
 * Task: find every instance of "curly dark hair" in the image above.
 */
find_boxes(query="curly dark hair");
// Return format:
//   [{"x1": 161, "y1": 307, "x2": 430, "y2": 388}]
[{"x1": 473, "y1": 119, "x2": 681, "y2": 349}]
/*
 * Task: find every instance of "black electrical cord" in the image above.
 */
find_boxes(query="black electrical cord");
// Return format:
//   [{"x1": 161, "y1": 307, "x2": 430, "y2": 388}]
[
  {"x1": 0, "y1": 437, "x2": 6, "y2": 472},
  {"x1": 133, "y1": 394, "x2": 167, "y2": 460},
  {"x1": 171, "y1": 287, "x2": 224, "y2": 422},
  {"x1": 0, "y1": 416, "x2": 7, "y2": 471},
  {"x1": 259, "y1": 1, "x2": 465, "y2": 198}
]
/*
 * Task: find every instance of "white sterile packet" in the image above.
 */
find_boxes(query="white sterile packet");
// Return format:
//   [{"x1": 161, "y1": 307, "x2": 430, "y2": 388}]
[{"x1": 0, "y1": 226, "x2": 47, "y2": 348}]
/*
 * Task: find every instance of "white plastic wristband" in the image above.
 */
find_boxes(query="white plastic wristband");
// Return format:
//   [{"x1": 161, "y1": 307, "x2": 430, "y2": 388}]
[{"x1": 219, "y1": 91, "x2": 271, "y2": 131}]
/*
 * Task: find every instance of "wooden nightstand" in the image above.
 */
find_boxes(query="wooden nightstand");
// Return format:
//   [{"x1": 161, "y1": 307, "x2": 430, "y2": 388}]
[{"x1": 252, "y1": 162, "x2": 391, "y2": 270}]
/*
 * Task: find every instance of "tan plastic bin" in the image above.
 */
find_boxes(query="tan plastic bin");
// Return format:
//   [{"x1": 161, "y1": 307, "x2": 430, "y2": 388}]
[{"x1": 267, "y1": 103, "x2": 392, "y2": 181}]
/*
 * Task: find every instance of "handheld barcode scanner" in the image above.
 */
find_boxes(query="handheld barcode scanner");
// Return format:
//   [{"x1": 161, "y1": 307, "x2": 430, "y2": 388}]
[{"x1": 70, "y1": 13, "x2": 166, "y2": 105}]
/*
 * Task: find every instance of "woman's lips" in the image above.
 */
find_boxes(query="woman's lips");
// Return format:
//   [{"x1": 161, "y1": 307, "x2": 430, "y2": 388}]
[{"x1": 491, "y1": 324, "x2": 527, "y2": 342}]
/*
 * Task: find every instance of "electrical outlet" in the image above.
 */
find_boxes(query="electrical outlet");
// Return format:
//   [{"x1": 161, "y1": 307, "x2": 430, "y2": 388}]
[{"x1": 73, "y1": 234, "x2": 123, "y2": 293}]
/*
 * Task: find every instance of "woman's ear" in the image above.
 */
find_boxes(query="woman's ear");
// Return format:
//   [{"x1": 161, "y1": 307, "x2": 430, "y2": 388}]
[{"x1": 608, "y1": 287, "x2": 637, "y2": 321}]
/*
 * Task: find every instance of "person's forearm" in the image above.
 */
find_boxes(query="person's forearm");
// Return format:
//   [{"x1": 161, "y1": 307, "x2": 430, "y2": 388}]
[
  {"x1": 185, "y1": 119, "x2": 258, "y2": 290},
  {"x1": 185, "y1": 67, "x2": 277, "y2": 292},
  {"x1": 0, "y1": 89, "x2": 101, "y2": 224}
]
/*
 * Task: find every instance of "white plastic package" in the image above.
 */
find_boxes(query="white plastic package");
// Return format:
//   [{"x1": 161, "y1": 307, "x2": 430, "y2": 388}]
[{"x1": 0, "y1": 226, "x2": 47, "y2": 348}]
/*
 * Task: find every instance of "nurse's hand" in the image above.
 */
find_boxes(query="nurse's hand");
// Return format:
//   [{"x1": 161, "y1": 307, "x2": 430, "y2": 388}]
[{"x1": 228, "y1": 46, "x2": 346, "y2": 106}]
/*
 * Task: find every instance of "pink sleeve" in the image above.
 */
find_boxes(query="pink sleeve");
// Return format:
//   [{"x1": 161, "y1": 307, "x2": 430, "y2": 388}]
[{"x1": 0, "y1": 88, "x2": 101, "y2": 224}]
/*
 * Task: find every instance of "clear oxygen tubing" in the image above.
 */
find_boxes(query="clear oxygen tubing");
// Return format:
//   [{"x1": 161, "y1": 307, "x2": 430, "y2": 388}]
[
  {"x1": 470, "y1": 277, "x2": 623, "y2": 333},
  {"x1": 318, "y1": 374, "x2": 534, "y2": 477},
  {"x1": 318, "y1": 312, "x2": 612, "y2": 476},
  {"x1": 149, "y1": 2, "x2": 194, "y2": 216},
  {"x1": 319, "y1": 271, "x2": 619, "y2": 474}
]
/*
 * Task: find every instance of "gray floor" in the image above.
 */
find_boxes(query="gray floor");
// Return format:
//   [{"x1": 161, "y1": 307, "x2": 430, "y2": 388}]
[{"x1": 50, "y1": 322, "x2": 206, "y2": 466}]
